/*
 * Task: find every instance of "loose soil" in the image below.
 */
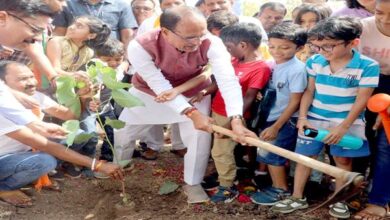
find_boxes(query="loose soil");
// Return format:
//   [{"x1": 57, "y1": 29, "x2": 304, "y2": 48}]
[{"x1": 0, "y1": 149, "x2": 363, "y2": 220}]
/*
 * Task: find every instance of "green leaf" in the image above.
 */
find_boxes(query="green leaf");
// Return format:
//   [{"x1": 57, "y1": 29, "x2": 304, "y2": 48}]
[
  {"x1": 118, "y1": 160, "x2": 131, "y2": 168},
  {"x1": 104, "y1": 117, "x2": 126, "y2": 129},
  {"x1": 100, "y1": 66, "x2": 117, "y2": 79},
  {"x1": 158, "y1": 181, "x2": 179, "y2": 195},
  {"x1": 73, "y1": 133, "x2": 95, "y2": 144},
  {"x1": 111, "y1": 89, "x2": 144, "y2": 108},
  {"x1": 62, "y1": 120, "x2": 80, "y2": 146},
  {"x1": 101, "y1": 73, "x2": 131, "y2": 90},
  {"x1": 55, "y1": 76, "x2": 81, "y2": 118},
  {"x1": 87, "y1": 64, "x2": 98, "y2": 79}
]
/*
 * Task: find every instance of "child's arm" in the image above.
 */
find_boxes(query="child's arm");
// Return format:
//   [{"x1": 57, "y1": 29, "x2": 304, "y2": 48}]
[
  {"x1": 323, "y1": 87, "x2": 375, "y2": 145},
  {"x1": 243, "y1": 88, "x2": 260, "y2": 114},
  {"x1": 260, "y1": 92, "x2": 303, "y2": 141},
  {"x1": 46, "y1": 37, "x2": 87, "y2": 78},
  {"x1": 297, "y1": 77, "x2": 316, "y2": 135},
  {"x1": 155, "y1": 67, "x2": 212, "y2": 102},
  {"x1": 189, "y1": 81, "x2": 218, "y2": 104}
]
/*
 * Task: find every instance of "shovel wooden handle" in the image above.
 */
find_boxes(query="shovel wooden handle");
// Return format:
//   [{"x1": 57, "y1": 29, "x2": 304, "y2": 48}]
[{"x1": 212, "y1": 125, "x2": 357, "y2": 182}]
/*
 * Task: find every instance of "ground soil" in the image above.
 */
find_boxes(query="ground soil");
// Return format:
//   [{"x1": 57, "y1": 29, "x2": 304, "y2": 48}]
[{"x1": 0, "y1": 148, "x2": 363, "y2": 220}]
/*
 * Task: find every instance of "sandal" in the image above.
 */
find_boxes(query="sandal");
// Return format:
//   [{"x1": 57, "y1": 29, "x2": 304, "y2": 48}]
[
  {"x1": 329, "y1": 202, "x2": 350, "y2": 219},
  {"x1": 354, "y1": 204, "x2": 387, "y2": 220},
  {"x1": 0, "y1": 190, "x2": 33, "y2": 207}
]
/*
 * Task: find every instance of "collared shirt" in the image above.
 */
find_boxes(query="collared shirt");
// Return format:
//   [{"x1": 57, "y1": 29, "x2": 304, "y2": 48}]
[
  {"x1": 53, "y1": 0, "x2": 137, "y2": 40},
  {"x1": 306, "y1": 50, "x2": 380, "y2": 125},
  {"x1": 0, "y1": 81, "x2": 36, "y2": 125}
]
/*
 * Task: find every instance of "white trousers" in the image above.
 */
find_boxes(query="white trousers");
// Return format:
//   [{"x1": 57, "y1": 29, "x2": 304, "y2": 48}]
[
  {"x1": 141, "y1": 123, "x2": 185, "y2": 151},
  {"x1": 114, "y1": 88, "x2": 211, "y2": 185}
]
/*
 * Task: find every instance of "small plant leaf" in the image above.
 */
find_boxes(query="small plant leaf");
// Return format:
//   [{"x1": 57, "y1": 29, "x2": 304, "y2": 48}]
[
  {"x1": 87, "y1": 64, "x2": 98, "y2": 79},
  {"x1": 158, "y1": 181, "x2": 179, "y2": 195},
  {"x1": 118, "y1": 160, "x2": 131, "y2": 168},
  {"x1": 101, "y1": 73, "x2": 131, "y2": 90},
  {"x1": 111, "y1": 89, "x2": 144, "y2": 108},
  {"x1": 105, "y1": 117, "x2": 126, "y2": 129},
  {"x1": 73, "y1": 133, "x2": 95, "y2": 144},
  {"x1": 55, "y1": 76, "x2": 81, "y2": 118},
  {"x1": 62, "y1": 120, "x2": 80, "y2": 146}
]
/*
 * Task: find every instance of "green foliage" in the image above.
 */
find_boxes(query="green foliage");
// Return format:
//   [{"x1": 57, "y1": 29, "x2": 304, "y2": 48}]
[
  {"x1": 62, "y1": 120, "x2": 80, "y2": 146},
  {"x1": 101, "y1": 73, "x2": 131, "y2": 90},
  {"x1": 56, "y1": 76, "x2": 81, "y2": 118},
  {"x1": 158, "y1": 181, "x2": 179, "y2": 195},
  {"x1": 105, "y1": 117, "x2": 126, "y2": 129},
  {"x1": 73, "y1": 133, "x2": 95, "y2": 144},
  {"x1": 111, "y1": 89, "x2": 144, "y2": 108}
]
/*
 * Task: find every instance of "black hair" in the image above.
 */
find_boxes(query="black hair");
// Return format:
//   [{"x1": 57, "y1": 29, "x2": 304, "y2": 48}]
[
  {"x1": 95, "y1": 38, "x2": 125, "y2": 57},
  {"x1": 308, "y1": 16, "x2": 362, "y2": 41},
  {"x1": 195, "y1": 0, "x2": 205, "y2": 7},
  {"x1": 0, "y1": 60, "x2": 22, "y2": 81},
  {"x1": 268, "y1": 23, "x2": 308, "y2": 47},
  {"x1": 259, "y1": 2, "x2": 287, "y2": 16},
  {"x1": 220, "y1": 22, "x2": 262, "y2": 48},
  {"x1": 207, "y1": 11, "x2": 239, "y2": 32},
  {"x1": 0, "y1": 0, "x2": 55, "y2": 17},
  {"x1": 294, "y1": 4, "x2": 331, "y2": 25},
  {"x1": 74, "y1": 16, "x2": 111, "y2": 49},
  {"x1": 160, "y1": 6, "x2": 204, "y2": 31},
  {"x1": 346, "y1": 0, "x2": 363, "y2": 8}
]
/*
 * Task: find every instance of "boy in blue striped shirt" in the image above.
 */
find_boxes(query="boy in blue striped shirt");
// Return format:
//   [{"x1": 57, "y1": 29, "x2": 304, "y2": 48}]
[{"x1": 272, "y1": 17, "x2": 380, "y2": 219}]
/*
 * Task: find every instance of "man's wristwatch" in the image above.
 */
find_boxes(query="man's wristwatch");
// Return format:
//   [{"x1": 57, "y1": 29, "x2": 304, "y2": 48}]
[{"x1": 229, "y1": 115, "x2": 243, "y2": 122}]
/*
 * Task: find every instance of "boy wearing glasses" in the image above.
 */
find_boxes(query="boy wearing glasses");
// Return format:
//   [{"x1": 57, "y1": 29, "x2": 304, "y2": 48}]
[{"x1": 272, "y1": 17, "x2": 379, "y2": 219}]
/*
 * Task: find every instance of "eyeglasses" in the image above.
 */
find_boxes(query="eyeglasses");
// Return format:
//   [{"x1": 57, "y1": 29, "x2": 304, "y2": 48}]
[
  {"x1": 8, "y1": 13, "x2": 45, "y2": 36},
  {"x1": 308, "y1": 42, "x2": 347, "y2": 53},
  {"x1": 169, "y1": 29, "x2": 207, "y2": 43}
]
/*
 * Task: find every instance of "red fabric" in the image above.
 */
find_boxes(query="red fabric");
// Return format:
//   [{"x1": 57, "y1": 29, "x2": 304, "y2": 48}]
[
  {"x1": 211, "y1": 58, "x2": 271, "y2": 118},
  {"x1": 132, "y1": 30, "x2": 212, "y2": 98}
]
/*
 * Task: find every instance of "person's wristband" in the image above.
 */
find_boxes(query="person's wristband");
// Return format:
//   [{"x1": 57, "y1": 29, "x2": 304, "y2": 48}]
[
  {"x1": 298, "y1": 116, "x2": 307, "y2": 121},
  {"x1": 229, "y1": 115, "x2": 243, "y2": 122},
  {"x1": 91, "y1": 158, "x2": 96, "y2": 171},
  {"x1": 182, "y1": 107, "x2": 197, "y2": 117}
]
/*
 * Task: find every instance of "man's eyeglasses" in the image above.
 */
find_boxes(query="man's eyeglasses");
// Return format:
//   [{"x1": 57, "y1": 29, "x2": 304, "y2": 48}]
[
  {"x1": 169, "y1": 29, "x2": 207, "y2": 43},
  {"x1": 8, "y1": 13, "x2": 45, "y2": 36},
  {"x1": 308, "y1": 42, "x2": 347, "y2": 53}
]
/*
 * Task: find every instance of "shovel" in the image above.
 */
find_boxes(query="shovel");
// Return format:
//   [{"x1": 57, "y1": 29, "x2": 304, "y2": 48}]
[{"x1": 211, "y1": 125, "x2": 365, "y2": 211}]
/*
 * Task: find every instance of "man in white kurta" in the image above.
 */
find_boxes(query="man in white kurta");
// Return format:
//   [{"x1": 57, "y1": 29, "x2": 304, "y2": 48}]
[{"x1": 115, "y1": 6, "x2": 255, "y2": 203}]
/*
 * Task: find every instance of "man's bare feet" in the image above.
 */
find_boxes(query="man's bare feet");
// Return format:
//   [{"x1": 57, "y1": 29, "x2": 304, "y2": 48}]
[
  {"x1": 354, "y1": 204, "x2": 387, "y2": 220},
  {"x1": 0, "y1": 190, "x2": 33, "y2": 207}
]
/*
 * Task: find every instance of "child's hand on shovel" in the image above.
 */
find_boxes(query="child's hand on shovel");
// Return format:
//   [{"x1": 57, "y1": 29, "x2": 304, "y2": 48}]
[{"x1": 231, "y1": 118, "x2": 258, "y2": 145}]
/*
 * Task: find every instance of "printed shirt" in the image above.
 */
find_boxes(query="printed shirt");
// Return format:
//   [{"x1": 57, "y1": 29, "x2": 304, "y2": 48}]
[
  {"x1": 267, "y1": 56, "x2": 308, "y2": 121},
  {"x1": 306, "y1": 50, "x2": 380, "y2": 125}
]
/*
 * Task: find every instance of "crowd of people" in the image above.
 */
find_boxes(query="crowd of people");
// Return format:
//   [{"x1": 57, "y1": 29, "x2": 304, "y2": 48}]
[{"x1": 0, "y1": 0, "x2": 389, "y2": 219}]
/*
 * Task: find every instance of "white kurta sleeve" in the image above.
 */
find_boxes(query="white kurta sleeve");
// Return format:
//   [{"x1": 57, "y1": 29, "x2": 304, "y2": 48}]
[
  {"x1": 207, "y1": 35, "x2": 243, "y2": 117},
  {"x1": 128, "y1": 40, "x2": 192, "y2": 113}
]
